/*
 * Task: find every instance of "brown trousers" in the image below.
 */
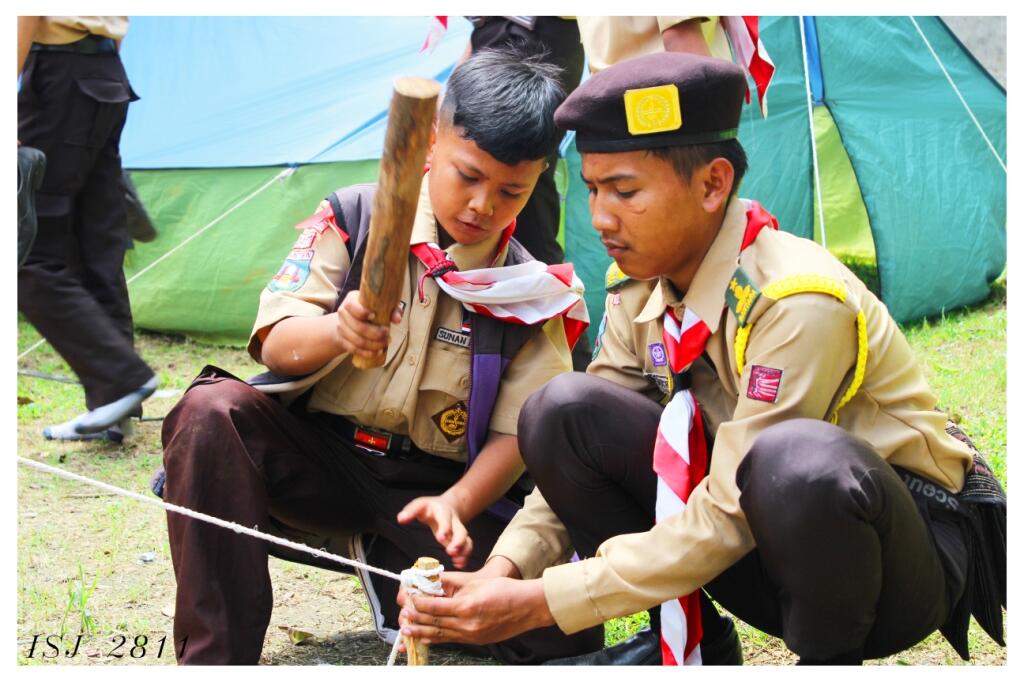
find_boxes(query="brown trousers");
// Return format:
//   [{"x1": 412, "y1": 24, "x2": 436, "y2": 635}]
[{"x1": 161, "y1": 367, "x2": 602, "y2": 664}]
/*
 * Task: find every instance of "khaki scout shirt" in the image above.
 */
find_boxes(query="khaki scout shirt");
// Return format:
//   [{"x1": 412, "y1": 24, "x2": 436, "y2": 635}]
[
  {"x1": 34, "y1": 17, "x2": 129, "y2": 44},
  {"x1": 491, "y1": 197, "x2": 974, "y2": 634},
  {"x1": 248, "y1": 175, "x2": 573, "y2": 462},
  {"x1": 577, "y1": 16, "x2": 732, "y2": 73}
]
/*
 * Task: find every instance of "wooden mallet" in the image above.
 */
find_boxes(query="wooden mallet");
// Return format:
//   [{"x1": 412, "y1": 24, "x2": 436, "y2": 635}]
[{"x1": 353, "y1": 76, "x2": 441, "y2": 369}]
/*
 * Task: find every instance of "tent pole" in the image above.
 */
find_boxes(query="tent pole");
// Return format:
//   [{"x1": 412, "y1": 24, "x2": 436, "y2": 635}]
[{"x1": 799, "y1": 16, "x2": 828, "y2": 249}]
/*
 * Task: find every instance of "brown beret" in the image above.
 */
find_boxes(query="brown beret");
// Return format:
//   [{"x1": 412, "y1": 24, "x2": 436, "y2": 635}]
[{"x1": 554, "y1": 52, "x2": 747, "y2": 152}]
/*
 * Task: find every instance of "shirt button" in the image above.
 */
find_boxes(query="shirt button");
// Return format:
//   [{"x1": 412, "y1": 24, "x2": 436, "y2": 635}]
[
  {"x1": 459, "y1": 376, "x2": 470, "y2": 389},
  {"x1": 420, "y1": 295, "x2": 430, "y2": 307},
  {"x1": 406, "y1": 354, "x2": 416, "y2": 365},
  {"x1": 383, "y1": 408, "x2": 396, "y2": 419}
]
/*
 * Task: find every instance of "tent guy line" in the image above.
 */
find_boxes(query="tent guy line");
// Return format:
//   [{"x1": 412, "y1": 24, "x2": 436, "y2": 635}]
[
  {"x1": 909, "y1": 16, "x2": 1006, "y2": 174},
  {"x1": 17, "y1": 456, "x2": 403, "y2": 583}
]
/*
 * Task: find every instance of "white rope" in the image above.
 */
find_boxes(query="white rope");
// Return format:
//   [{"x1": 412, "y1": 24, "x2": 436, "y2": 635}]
[
  {"x1": 799, "y1": 16, "x2": 828, "y2": 250},
  {"x1": 386, "y1": 565, "x2": 445, "y2": 666},
  {"x1": 16, "y1": 456, "x2": 401, "y2": 583},
  {"x1": 908, "y1": 16, "x2": 1006, "y2": 173},
  {"x1": 17, "y1": 167, "x2": 295, "y2": 362}
]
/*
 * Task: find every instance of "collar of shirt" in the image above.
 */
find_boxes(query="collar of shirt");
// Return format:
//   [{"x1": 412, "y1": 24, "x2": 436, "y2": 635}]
[
  {"x1": 409, "y1": 171, "x2": 511, "y2": 272},
  {"x1": 634, "y1": 196, "x2": 747, "y2": 332}
]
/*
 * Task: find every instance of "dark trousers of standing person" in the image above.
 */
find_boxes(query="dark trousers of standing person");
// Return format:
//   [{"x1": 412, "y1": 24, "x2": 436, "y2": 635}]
[
  {"x1": 470, "y1": 17, "x2": 593, "y2": 370},
  {"x1": 161, "y1": 367, "x2": 604, "y2": 664},
  {"x1": 518, "y1": 373, "x2": 969, "y2": 664},
  {"x1": 17, "y1": 44, "x2": 154, "y2": 410}
]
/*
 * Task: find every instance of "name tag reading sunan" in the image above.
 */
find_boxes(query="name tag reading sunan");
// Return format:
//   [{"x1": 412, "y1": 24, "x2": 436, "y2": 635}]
[{"x1": 435, "y1": 327, "x2": 470, "y2": 348}]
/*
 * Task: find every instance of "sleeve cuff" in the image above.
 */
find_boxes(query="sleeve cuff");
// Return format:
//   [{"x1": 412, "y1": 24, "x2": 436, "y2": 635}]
[
  {"x1": 488, "y1": 529, "x2": 564, "y2": 580},
  {"x1": 542, "y1": 558, "x2": 608, "y2": 635}
]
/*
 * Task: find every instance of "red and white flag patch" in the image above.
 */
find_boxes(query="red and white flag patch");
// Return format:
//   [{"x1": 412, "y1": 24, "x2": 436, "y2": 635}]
[{"x1": 747, "y1": 365, "x2": 783, "y2": 403}]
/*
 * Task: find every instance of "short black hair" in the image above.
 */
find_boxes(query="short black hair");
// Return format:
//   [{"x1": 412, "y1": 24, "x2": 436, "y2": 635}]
[
  {"x1": 649, "y1": 140, "x2": 749, "y2": 196},
  {"x1": 439, "y1": 46, "x2": 566, "y2": 165}
]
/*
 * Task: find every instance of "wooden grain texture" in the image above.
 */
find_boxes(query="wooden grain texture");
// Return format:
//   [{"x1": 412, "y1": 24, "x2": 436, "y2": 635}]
[{"x1": 354, "y1": 77, "x2": 440, "y2": 369}]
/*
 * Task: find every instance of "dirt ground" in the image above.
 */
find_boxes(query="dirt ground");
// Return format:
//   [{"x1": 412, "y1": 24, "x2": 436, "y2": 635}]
[{"x1": 16, "y1": 325, "x2": 1007, "y2": 666}]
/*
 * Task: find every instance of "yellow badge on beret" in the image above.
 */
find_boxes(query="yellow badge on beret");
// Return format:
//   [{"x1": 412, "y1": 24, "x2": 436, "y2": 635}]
[
  {"x1": 624, "y1": 84, "x2": 683, "y2": 136},
  {"x1": 432, "y1": 401, "x2": 468, "y2": 443}
]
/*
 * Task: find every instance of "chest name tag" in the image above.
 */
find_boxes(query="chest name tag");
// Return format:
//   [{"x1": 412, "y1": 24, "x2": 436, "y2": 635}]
[{"x1": 435, "y1": 327, "x2": 470, "y2": 349}]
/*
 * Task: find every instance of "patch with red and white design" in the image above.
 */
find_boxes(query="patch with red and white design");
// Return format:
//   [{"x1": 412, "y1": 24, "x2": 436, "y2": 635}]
[
  {"x1": 747, "y1": 365, "x2": 783, "y2": 403},
  {"x1": 292, "y1": 227, "x2": 319, "y2": 250}
]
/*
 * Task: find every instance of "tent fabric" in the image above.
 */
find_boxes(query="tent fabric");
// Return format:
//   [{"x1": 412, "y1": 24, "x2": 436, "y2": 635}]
[
  {"x1": 125, "y1": 161, "x2": 380, "y2": 344},
  {"x1": 116, "y1": 16, "x2": 1005, "y2": 345},
  {"x1": 816, "y1": 16, "x2": 1005, "y2": 321},
  {"x1": 120, "y1": 17, "x2": 471, "y2": 168}
]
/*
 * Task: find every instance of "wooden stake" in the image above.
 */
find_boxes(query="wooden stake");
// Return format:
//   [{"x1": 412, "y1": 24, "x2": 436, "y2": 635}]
[
  {"x1": 353, "y1": 76, "x2": 440, "y2": 369},
  {"x1": 404, "y1": 556, "x2": 442, "y2": 666}
]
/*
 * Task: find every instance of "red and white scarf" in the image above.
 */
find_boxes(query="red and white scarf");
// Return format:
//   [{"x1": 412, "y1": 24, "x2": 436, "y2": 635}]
[
  {"x1": 410, "y1": 235, "x2": 589, "y2": 349},
  {"x1": 653, "y1": 199, "x2": 777, "y2": 666},
  {"x1": 721, "y1": 16, "x2": 776, "y2": 118}
]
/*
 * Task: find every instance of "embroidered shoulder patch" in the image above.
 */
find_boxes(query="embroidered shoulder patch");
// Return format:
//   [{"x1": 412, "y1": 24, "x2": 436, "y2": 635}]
[
  {"x1": 605, "y1": 262, "x2": 631, "y2": 291},
  {"x1": 432, "y1": 402, "x2": 468, "y2": 442},
  {"x1": 267, "y1": 257, "x2": 312, "y2": 293},
  {"x1": 747, "y1": 365, "x2": 783, "y2": 403},
  {"x1": 726, "y1": 267, "x2": 761, "y2": 326}
]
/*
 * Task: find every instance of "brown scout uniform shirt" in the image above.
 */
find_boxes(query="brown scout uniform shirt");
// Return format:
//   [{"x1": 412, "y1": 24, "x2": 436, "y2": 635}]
[
  {"x1": 248, "y1": 175, "x2": 573, "y2": 462},
  {"x1": 33, "y1": 17, "x2": 129, "y2": 44},
  {"x1": 490, "y1": 196, "x2": 974, "y2": 635},
  {"x1": 577, "y1": 16, "x2": 732, "y2": 73}
]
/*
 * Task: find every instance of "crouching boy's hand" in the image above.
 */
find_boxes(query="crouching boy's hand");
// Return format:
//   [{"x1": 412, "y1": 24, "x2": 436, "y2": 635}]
[{"x1": 397, "y1": 494, "x2": 473, "y2": 569}]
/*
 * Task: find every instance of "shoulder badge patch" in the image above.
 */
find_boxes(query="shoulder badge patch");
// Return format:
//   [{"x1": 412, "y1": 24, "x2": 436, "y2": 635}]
[
  {"x1": 432, "y1": 401, "x2": 468, "y2": 442},
  {"x1": 267, "y1": 256, "x2": 312, "y2": 293},
  {"x1": 591, "y1": 313, "x2": 608, "y2": 361},
  {"x1": 726, "y1": 266, "x2": 761, "y2": 326},
  {"x1": 747, "y1": 365, "x2": 783, "y2": 403},
  {"x1": 605, "y1": 262, "x2": 631, "y2": 291}
]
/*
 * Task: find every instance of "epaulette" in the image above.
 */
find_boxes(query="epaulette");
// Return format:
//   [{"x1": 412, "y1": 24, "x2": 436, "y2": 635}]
[
  {"x1": 605, "y1": 262, "x2": 631, "y2": 291},
  {"x1": 729, "y1": 271, "x2": 868, "y2": 425}
]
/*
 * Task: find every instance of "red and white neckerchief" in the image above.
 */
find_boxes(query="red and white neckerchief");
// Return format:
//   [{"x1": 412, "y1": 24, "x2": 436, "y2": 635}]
[
  {"x1": 720, "y1": 17, "x2": 776, "y2": 118},
  {"x1": 653, "y1": 199, "x2": 777, "y2": 666},
  {"x1": 410, "y1": 227, "x2": 589, "y2": 349}
]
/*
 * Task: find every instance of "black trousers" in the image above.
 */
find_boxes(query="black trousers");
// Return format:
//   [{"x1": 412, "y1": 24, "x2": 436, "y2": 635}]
[
  {"x1": 469, "y1": 17, "x2": 593, "y2": 371},
  {"x1": 519, "y1": 373, "x2": 967, "y2": 663},
  {"x1": 161, "y1": 368, "x2": 602, "y2": 664},
  {"x1": 17, "y1": 48, "x2": 153, "y2": 409}
]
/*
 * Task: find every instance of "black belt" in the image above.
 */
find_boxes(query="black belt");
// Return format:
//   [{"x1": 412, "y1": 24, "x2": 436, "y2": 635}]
[
  {"x1": 325, "y1": 414, "x2": 415, "y2": 458},
  {"x1": 31, "y1": 35, "x2": 117, "y2": 55}
]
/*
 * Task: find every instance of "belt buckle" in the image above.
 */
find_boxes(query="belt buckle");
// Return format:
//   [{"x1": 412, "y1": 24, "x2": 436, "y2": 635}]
[{"x1": 353, "y1": 426, "x2": 393, "y2": 457}]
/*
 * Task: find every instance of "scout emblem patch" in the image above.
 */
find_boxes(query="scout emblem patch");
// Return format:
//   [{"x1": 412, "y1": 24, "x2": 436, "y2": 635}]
[
  {"x1": 726, "y1": 267, "x2": 761, "y2": 326},
  {"x1": 624, "y1": 84, "x2": 683, "y2": 136},
  {"x1": 747, "y1": 365, "x2": 783, "y2": 403},
  {"x1": 649, "y1": 342, "x2": 668, "y2": 367},
  {"x1": 267, "y1": 250, "x2": 313, "y2": 293},
  {"x1": 432, "y1": 402, "x2": 468, "y2": 442},
  {"x1": 605, "y1": 261, "x2": 630, "y2": 290},
  {"x1": 435, "y1": 327, "x2": 470, "y2": 349}
]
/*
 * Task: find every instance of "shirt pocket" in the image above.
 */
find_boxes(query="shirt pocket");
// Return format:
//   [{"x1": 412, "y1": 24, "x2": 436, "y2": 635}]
[
  {"x1": 68, "y1": 77, "x2": 137, "y2": 147},
  {"x1": 410, "y1": 344, "x2": 471, "y2": 457},
  {"x1": 318, "y1": 322, "x2": 408, "y2": 416}
]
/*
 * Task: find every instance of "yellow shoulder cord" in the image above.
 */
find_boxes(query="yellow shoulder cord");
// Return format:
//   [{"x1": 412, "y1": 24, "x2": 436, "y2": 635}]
[{"x1": 734, "y1": 275, "x2": 868, "y2": 424}]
